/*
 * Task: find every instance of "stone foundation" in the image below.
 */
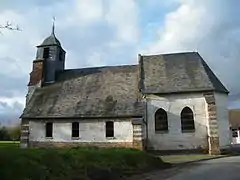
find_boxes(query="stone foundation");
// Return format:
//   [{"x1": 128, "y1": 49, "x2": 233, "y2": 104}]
[{"x1": 29, "y1": 141, "x2": 135, "y2": 149}]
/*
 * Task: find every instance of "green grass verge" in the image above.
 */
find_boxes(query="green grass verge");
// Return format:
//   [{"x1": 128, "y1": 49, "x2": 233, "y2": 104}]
[
  {"x1": 161, "y1": 154, "x2": 225, "y2": 164},
  {"x1": 0, "y1": 147, "x2": 171, "y2": 180},
  {"x1": 0, "y1": 141, "x2": 19, "y2": 148},
  {"x1": 0, "y1": 141, "x2": 20, "y2": 143}
]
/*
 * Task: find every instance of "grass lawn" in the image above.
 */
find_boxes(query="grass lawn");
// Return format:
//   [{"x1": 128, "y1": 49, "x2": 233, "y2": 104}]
[
  {"x1": 0, "y1": 141, "x2": 19, "y2": 148},
  {"x1": 0, "y1": 147, "x2": 171, "y2": 180},
  {"x1": 0, "y1": 141, "x2": 20, "y2": 143}
]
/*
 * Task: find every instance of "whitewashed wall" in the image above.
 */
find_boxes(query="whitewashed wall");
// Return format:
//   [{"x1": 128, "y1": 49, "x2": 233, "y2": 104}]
[
  {"x1": 146, "y1": 93, "x2": 209, "y2": 150},
  {"x1": 214, "y1": 92, "x2": 231, "y2": 148},
  {"x1": 29, "y1": 119, "x2": 133, "y2": 143}
]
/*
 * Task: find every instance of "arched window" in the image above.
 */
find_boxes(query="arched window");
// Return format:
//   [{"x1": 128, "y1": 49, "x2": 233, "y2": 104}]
[
  {"x1": 155, "y1": 108, "x2": 168, "y2": 131},
  {"x1": 181, "y1": 107, "x2": 195, "y2": 131}
]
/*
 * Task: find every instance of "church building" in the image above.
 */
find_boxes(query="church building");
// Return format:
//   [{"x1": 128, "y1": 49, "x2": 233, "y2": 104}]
[{"x1": 20, "y1": 26, "x2": 230, "y2": 155}]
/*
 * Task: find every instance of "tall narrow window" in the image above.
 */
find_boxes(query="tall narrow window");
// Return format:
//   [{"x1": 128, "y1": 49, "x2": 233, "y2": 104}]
[
  {"x1": 46, "y1": 122, "x2": 53, "y2": 137},
  {"x1": 43, "y1": 47, "x2": 50, "y2": 58},
  {"x1": 106, "y1": 121, "x2": 114, "y2": 137},
  {"x1": 155, "y1": 108, "x2": 168, "y2": 131},
  {"x1": 181, "y1": 107, "x2": 195, "y2": 131},
  {"x1": 72, "y1": 122, "x2": 79, "y2": 138}
]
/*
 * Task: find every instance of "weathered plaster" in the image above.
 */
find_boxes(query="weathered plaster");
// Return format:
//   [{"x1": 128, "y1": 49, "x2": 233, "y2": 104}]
[
  {"x1": 146, "y1": 93, "x2": 209, "y2": 151},
  {"x1": 214, "y1": 92, "x2": 230, "y2": 149},
  {"x1": 29, "y1": 119, "x2": 133, "y2": 143}
]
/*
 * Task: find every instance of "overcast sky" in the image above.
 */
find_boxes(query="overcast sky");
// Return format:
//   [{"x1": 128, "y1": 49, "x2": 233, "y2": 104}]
[{"x1": 0, "y1": 0, "x2": 240, "y2": 125}]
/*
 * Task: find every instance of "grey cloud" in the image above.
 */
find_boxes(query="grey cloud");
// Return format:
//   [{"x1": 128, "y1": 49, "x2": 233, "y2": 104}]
[
  {"x1": 0, "y1": 0, "x2": 140, "y2": 125},
  {"x1": 189, "y1": 1, "x2": 240, "y2": 106},
  {"x1": 57, "y1": 18, "x2": 138, "y2": 68},
  {"x1": 0, "y1": 101, "x2": 23, "y2": 126},
  {"x1": 0, "y1": 73, "x2": 27, "y2": 98},
  {"x1": 147, "y1": 0, "x2": 240, "y2": 108},
  {"x1": 180, "y1": 1, "x2": 240, "y2": 93}
]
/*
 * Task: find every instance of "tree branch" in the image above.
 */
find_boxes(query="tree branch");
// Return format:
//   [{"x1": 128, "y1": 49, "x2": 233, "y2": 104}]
[{"x1": 0, "y1": 21, "x2": 21, "y2": 33}]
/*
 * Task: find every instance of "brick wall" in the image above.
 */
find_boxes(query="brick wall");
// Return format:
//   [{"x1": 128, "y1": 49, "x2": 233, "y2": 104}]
[{"x1": 28, "y1": 59, "x2": 43, "y2": 86}]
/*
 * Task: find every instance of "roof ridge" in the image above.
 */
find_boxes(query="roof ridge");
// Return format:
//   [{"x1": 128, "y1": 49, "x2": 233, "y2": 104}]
[
  {"x1": 64, "y1": 64, "x2": 137, "y2": 72},
  {"x1": 140, "y1": 51, "x2": 198, "y2": 57}
]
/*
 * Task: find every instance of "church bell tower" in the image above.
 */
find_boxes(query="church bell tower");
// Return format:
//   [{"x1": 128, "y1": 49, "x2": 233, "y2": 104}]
[{"x1": 26, "y1": 21, "x2": 66, "y2": 105}]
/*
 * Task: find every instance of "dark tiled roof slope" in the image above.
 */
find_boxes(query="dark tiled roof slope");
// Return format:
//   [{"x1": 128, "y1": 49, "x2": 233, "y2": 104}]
[
  {"x1": 139, "y1": 52, "x2": 228, "y2": 94},
  {"x1": 21, "y1": 52, "x2": 228, "y2": 119},
  {"x1": 21, "y1": 65, "x2": 144, "y2": 118}
]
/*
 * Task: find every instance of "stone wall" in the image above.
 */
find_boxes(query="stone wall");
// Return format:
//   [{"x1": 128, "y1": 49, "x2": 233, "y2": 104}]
[
  {"x1": 20, "y1": 119, "x2": 30, "y2": 148},
  {"x1": 203, "y1": 92, "x2": 221, "y2": 155},
  {"x1": 132, "y1": 120, "x2": 144, "y2": 150}
]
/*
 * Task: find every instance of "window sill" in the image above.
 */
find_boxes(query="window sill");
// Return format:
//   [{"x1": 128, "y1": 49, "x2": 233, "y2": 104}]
[
  {"x1": 45, "y1": 137, "x2": 53, "y2": 139},
  {"x1": 71, "y1": 137, "x2": 81, "y2": 140},
  {"x1": 155, "y1": 130, "x2": 169, "y2": 134},
  {"x1": 106, "y1": 137, "x2": 116, "y2": 140},
  {"x1": 181, "y1": 130, "x2": 195, "y2": 133}
]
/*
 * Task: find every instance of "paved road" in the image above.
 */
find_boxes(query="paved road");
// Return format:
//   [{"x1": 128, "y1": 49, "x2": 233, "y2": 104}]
[
  {"x1": 128, "y1": 156, "x2": 240, "y2": 180},
  {"x1": 164, "y1": 156, "x2": 240, "y2": 180}
]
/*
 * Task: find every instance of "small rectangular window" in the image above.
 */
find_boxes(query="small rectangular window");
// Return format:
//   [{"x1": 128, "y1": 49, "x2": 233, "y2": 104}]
[
  {"x1": 46, "y1": 122, "x2": 53, "y2": 138},
  {"x1": 43, "y1": 47, "x2": 50, "y2": 58},
  {"x1": 106, "y1": 121, "x2": 114, "y2": 137},
  {"x1": 72, "y1": 122, "x2": 79, "y2": 138},
  {"x1": 232, "y1": 129, "x2": 238, "y2": 138}
]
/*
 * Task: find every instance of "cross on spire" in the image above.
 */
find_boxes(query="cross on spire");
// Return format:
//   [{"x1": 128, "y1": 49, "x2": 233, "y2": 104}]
[{"x1": 51, "y1": 16, "x2": 56, "y2": 35}]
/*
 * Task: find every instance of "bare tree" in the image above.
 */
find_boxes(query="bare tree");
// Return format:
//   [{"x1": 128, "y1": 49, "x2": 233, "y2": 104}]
[{"x1": 0, "y1": 21, "x2": 21, "y2": 34}]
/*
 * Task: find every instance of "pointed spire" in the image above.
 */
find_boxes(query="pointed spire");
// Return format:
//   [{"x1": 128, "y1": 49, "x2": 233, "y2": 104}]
[{"x1": 51, "y1": 16, "x2": 56, "y2": 35}]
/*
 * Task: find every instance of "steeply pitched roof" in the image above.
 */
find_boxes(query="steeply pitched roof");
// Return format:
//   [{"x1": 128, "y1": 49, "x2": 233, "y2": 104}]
[
  {"x1": 21, "y1": 65, "x2": 144, "y2": 118},
  {"x1": 139, "y1": 52, "x2": 228, "y2": 94},
  {"x1": 37, "y1": 24, "x2": 62, "y2": 47},
  {"x1": 38, "y1": 34, "x2": 61, "y2": 47}
]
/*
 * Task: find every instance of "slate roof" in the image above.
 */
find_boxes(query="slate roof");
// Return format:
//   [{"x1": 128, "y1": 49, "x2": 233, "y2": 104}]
[
  {"x1": 21, "y1": 65, "x2": 144, "y2": 118},
  {"x1": 21, "y1": 51, "x2": 228, "y2": 119},
  {"x1": 38, "y1": 33, "x2": 61, "y2": 47},
  {"x1": 139, "y1": 52, "x2": 228, "y2": 94}
]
